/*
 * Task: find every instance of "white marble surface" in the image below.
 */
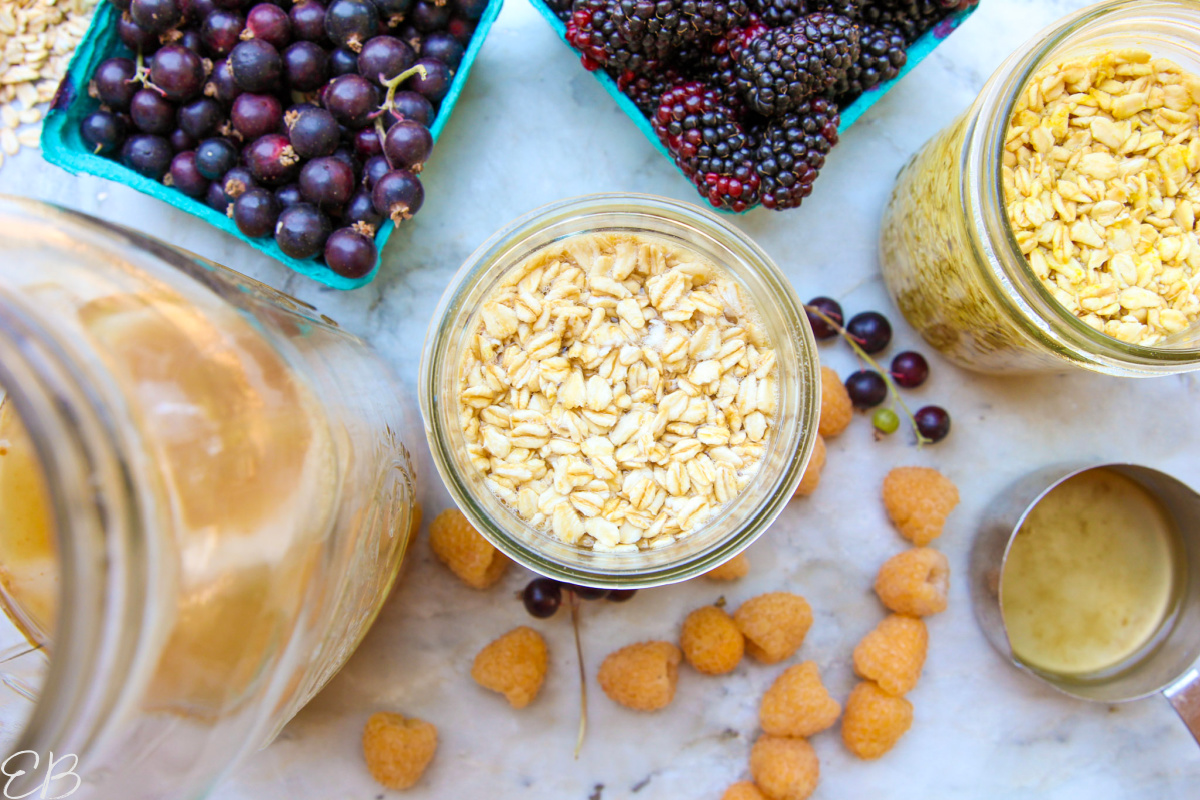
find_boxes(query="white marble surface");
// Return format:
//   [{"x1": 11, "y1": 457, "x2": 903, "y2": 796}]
[{"x1": 6, "y1": 0, "x2": 1200, "y2": 796}]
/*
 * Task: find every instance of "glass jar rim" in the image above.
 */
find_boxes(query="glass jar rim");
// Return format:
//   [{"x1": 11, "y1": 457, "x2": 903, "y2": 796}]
[
  {"x1": 419, "y1": 193, "x2": 820, "y2": 588},
  {"x1": 968, "y1": 0, "x2": 1200, "y2": 372}
]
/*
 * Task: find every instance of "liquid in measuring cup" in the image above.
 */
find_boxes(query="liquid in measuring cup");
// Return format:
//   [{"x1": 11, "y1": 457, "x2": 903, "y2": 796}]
[{"x1": 1000, "y1": 468, "x2": 1183, "y2": 678}]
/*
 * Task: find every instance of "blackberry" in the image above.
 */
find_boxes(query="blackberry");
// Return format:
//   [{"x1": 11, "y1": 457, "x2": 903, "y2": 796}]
[
  {"x1": 567, "y1": 0, "x2": 665, "y2": 72},
  {"x1": 613, "y1": 67, "x2": 680, "y2": 116},
  {"x1": 862, "y1": 0, "x2": 948, "y2": 44},
  {"x1": 810, "y1": 0, "x2": 859, "y2": 20},
  {"x1": 697, "y1": 15, "x2": 768, "y2": 93},
  {"x1": 753, "y1": 95, "x2": 839, "y2": 210},
  {"x1": 611, "y1": 0, "x2": 749, "y2": 53},
  {"x1": 747, "y1": 0, "x2": 807, "y2": 28},
  {"x1": 830, "y1": 23, "x2": 906, "y2": 102},
  {"x1": 654, "y1": 82, "x2": 760, "y2": 212},
  {"x1": 734, "y1": 13, "x2": 859, "y2": 116}
]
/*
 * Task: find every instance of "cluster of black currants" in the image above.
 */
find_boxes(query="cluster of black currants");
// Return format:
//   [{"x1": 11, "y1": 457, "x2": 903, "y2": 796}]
[
  {"x1": 79, "y1": 0, "x2": 483, "y2": 278},
  {"x1": 805, "y1": 296, "x2": 951, "y2": 444},
  {"x1": 521, "y1": 577, "x2": 636, "y2": 618}
]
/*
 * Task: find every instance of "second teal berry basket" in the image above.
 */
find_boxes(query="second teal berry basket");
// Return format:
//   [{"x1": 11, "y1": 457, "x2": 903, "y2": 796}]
[{"x1": 41, "y1": 0, "x2": 503, "y2": 290}]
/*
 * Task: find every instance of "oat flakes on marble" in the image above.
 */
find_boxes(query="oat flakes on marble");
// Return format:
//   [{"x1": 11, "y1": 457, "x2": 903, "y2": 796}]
[{"x1": 457, "y1": 232, "x2": 778, "y2": 551}]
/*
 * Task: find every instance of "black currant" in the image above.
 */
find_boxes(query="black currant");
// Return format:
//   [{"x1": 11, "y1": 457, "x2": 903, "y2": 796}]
[
  {"x1": 343, "y1": 189, "x2": 382, "y2": 230},
  {"x1": 846, "y1": 311, "x2": 893, "y2": 354},
  {"x1": 121, "y1": 134, "x2": 173, "y2": 179},
  {"x1": 323, "y1": 73, "x2": 379, "y2": 128},
  {"x1": 200, "y1": 9, "x2": 244, "y2": 57},
  {"x1": 844, "y1": 370, "x2": 887, "y2": 409},
  {"x1": 275, "y1": 202, "x2": 333, "y2": 258},
  {"x1": 168, "y1": 150, "x2": 210, "y2": 197},
  {"x1": 421, "y1": 31, "x2": 463, "y2": 71},
  {"x1": 290, "y1": 1, "x2": 329, "y2": 42},
  {"x1": 81, "y1": 110, "x2": 127, "y2": 155},
  {"x1": 382, "y1": 119, "x2": 432, "y2": 171},
  {"x1": 324, "y1": 0, "x2": 379, "y2": 52},
  {"x1": 522, "y1": 578, "x2": 562, "y2": 618},
  {"x1": 914, "y1": 406, "x2": 951, "y2": 443},
  {"x1": 329, "y1": 46, "x2": 359, "y2": 76},
  {"x1": 275, "y1": 182, "x2": 305, "y2": 208},
  {"x1": 282, "y1": 40, "x2": 330, "y2": 90},
  {"x1": 404, "y1": 56, "x2": 451, "y2": 103},
  {"x1": 178, "y1": 96, "x2": 223, "y2": 138},
  {"x1": 890, "y1": 351, "x2": 929, "y2": 389},
  {"x1": 805, "y1": 296, "x2": 843, "y2": 340},
  {"x1": 287, "y1": 106, "x2": 341, "y2": 158},
  {"x1": 244, "y1": 3, "x2": 292, "y2": 49},
  {"x1": 130, "y1": 0, "x2": 182, "y2": 34},
  {"x1": 358, "y1": 35, "x2": 414, "y2": 86},
  {"x1": 130, "y1": 88, "x2": 177, "y2": 135},
  {"x1": 411, "y1": 0, "x2": 450, "y2": 31},
  {"x1": 361, "y1": 154, "x2": 390, "y2": 189},
  {"x1": 299, "y1": 155, "x2": 356, "y2": 210},
  {"x1": 229, "y1": 38, "x2": 283, "y2": 93},
  {"x1": 150, "y1": 44, "x2": 206, "y2": 102},
  {"x1": 569, "y1": 585, "x2": 608, "y2": 600},
  {"x1": 244, "y1": 132, "x2": 300, "y2": 186},
  {"x1": 92, "y1": 57, "x2": 138, "y2": 110},
  {"x1": 195, "y1": 137, "x2": 238, "y2": 179},
  {"x1": 607, "y1": 588, "x2": 637, "y2": 602},
  {"x1": 232, "y1": 92, "x2": 283, "y2": 139},
  {"x1": 323, "y1": 227, "x2": 377, "y2": 277},
  {"x1": 371, "y1": 168, "x2": 422, "y2": 225},
  {"x1": 233, "y1": 186, "x2": 281, "y2": 237},
  {"x1": 388, "y1": 90, "x2": 434, "y2": 126}
]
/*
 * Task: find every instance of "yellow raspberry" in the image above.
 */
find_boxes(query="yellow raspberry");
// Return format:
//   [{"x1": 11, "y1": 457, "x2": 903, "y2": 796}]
[
  {"x1": 722, "y1": 781, "x2": 768, "y2": 800},
  {"x1": 882, "y1": 466, "x2": 959, "y2": 546},
  {"x1": 429, "y1": 508, "x2": 508, "y2": 589},
  {"x1": 680, "y1": 605, "x2": 744, "y2": 675},
  {"x1": 759, "y1": 661, "x2": 842, "y2": 738},
  {"x1": 841, "y1": 681, "x2": 913, "y2": 760},
  {"x1": 793, "y1": 434, "x2": 826, "y2": 498},
  {"x1": 749, "y1": 735, "x2": 820, "y2": 800},
  {"x1": 853, "y1": 615, "x2": 927, "y2": 696},
  {"x1": 874, "y1": 547, "x2": 949, "y2": 617},
  {"x1": 471, "y1": 626, "x2": 548, "y2": 709},
  {"x1": 734, "y1": 592, "x2": 813, "y2": 664},
  {"x1": 597, "y1": 641, "x2": 681, "y2": 711},
  {"x1": 362, "y1": 712, "x2": 438, "y2": 791},
  {"x1": 818, "y1": 366, "x2": 851, "y2": 438},
  {"x1": 705, "y1": 552, "x2": 750, "y2": 581}
]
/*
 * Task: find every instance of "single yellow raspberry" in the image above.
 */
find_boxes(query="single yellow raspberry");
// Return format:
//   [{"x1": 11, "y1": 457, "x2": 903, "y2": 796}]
[
  {"x1": 841, "y1": 681, "x2": 913, "y2": 760},
  {"x1": 471, "y1": 626, "x2": 548, "y2": 709},
  {"x1": 882, "y1": 466, "x2": 959, "y2": 546},
  {"x1": 680, "y1": 605, "x2": 744, "y2": 675},
  {"x1": 362, "y1": 712, "x2": 438, "y2": 791},
  {"x1": 734, "y1": 592, "x2": 813, "y2": 664},
  {"x1": 705, "y1": 552, "x2": 750, "y2": 581},
  {"x1": 853, "y1": 614, "x2": 927, "y2": 696},
  {"x1": 874, "y1": 547, "x2": 949, "y2": 617},
  {"x1": 429, "y1": 508, "x2": 508, "y2": 589},
  {"x1": 793, "y1": 434, "x2": 826, "y2": 498},
  {"x1": 722, "y1": 781, "x2": 768, "y2": 800},
  {"x1": 818, "y1": 366, "x2": 851, "y2": 438},
  {"x1": 597, "y1": 641, "x2": 681, "y2": 711},
  {"x1": 759, "y1": 661, "x2": 842, "y2": 738},
  {"x1": 749, "y1": 735, "x2": 820, "y2": 800}
]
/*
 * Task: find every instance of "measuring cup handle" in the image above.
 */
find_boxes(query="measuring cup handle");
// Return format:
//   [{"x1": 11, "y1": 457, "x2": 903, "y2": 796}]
[{"x1": 1165, "y1": 668, "x2": 1200, "y2": 746}]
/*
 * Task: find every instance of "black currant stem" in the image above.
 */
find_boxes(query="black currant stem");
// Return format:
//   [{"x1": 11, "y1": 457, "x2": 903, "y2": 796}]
[
  {"x1": 570, "y1": 592, "x2": 588, "y2": 760},
  {"x1": 132, "y1": 49, "x2": 164, "y2": 96},
  {"x1": 804, "y1": 304, "x2": 932, "y2": 447},
  {"x1": 379, "y1": 64, "x2": 428, "y2": 115},
  {"x1": 374, "y1": 116, "x2": 395, "y2": 170}
]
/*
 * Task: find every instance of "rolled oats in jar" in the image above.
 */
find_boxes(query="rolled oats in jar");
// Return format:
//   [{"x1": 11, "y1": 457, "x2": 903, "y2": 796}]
[
  {"x1": 422, "y1": 195, "x2": 820, "y2": 589},
  {"x1": 879, "y1": 0, "x2": 1200, "y2": 376}
]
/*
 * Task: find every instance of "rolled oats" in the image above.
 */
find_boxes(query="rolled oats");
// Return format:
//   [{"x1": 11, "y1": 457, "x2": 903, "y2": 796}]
[
  {"x1": 457, "y1": 232, "x2": 778, "y2": 549},
  {"x1": 1004, "y1": 49, "x2": 1200, "y2": 346}
]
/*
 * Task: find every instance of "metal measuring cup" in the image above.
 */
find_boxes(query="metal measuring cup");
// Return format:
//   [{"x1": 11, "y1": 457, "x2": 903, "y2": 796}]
[{"x1": 970, "y1": 463, "x2": 1200, "y2": 745}]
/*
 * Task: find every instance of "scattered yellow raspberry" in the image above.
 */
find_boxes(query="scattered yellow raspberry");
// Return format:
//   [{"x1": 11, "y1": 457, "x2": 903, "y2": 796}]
[
  {"x1": 362, "y1": 712, "x2": 438, "y2": 791},
  {"x1": 471, "y1": 626, "x2": 548, "y2": 709},
  {"x1": 882, "y1": 467, "x2": 960, "y2": 546},
  {"x1": 722, "y1": 781, "x2": 768, "y2": 800},
  {"x1": 597, "y1": 641, "x2": 681, "y2": 711},
  {"x1": 429, "y1": 508, "x2": 508, "y2": 589},
  {"x1": 874, "y1": 547, "x2": 949, "y2": 617},
  {"x1": 734, "y1": 592, "x2": 813, "y2": 664},
  {"x1": 759, "y1": 661, "x2": 842, "y2": 738},
  {"x1": 818, "y1": 366, "x2": 851, "y2": 438},
  {"x1": 841, "y1": 681, "x2": 913, "y2": 760},
  {"x1": 680, "y1": 605, "x2": 744, "y2": 675},
  {"x1": 853, "y1": 615, "x2": 927, "y2": 696},
  {"x1": 749, "y1": 735, "x2": 820, "y2": 800},
  {"x1": 705, "y1": 552, "x2": 750, "y2": 581},
  {"x1": 793, "y1": 434, "x2": 826, "y2": 497}
]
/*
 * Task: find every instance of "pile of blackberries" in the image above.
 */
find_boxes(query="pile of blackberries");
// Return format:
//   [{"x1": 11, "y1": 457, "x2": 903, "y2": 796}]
[
  {"x1": 80, "y1": 0, "x2": 484, "y2": 279},
  {"x1": 554, "y1": 0, "x2": 977, "y2": 212}
]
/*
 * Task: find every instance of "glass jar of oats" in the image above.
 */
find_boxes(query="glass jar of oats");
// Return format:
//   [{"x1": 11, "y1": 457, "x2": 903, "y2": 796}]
[
  {"x1": 0, "y1": 197, "x2": 418, "y2": 800},
  {"x1": 880, "y1": 0, "x2": 1200, "y2": 375},
  {"x1": 420, "y1": 194, "x2": 821, "y2": 588}
]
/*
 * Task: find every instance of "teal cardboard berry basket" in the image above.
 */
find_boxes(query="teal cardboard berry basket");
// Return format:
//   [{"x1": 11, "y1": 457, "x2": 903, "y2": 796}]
[
  {"x1": 41, "y1": 0, "x2": 503, "y2": 290},
  {"x1": 527, "y1": 0, "x2": 977, "y2": 211}
]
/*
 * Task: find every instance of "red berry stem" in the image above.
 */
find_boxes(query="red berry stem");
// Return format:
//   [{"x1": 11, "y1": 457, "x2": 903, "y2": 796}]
[
  {"x1": 804, "y1": 303, "x2": 932, "y2": 447},
  {"x1": 570, "y1": 592, "x2": 588, "y2": 759}
]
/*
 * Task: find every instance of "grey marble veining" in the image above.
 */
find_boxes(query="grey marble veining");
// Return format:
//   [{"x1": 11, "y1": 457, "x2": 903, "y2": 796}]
[{"x1": 5, "y1": 0, "x2": 1200, "y2": 796}]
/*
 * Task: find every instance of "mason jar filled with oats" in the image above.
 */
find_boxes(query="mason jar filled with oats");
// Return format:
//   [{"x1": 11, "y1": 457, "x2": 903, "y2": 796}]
[
  {"x1": 420, "y1": 194, "x2": 821, "y2": 588},
  {"x1": 880, "y1": 0, "x2": 1200, "y2": 375}
]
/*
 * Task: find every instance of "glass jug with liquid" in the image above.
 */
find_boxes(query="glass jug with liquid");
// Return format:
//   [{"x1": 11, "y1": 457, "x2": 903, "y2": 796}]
[{"x1": 0, "y1": 196, "x2": 418, "y2": 799}]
